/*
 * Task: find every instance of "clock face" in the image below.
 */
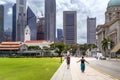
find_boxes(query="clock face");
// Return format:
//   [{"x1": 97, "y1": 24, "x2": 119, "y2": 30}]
[{"x1": 26, "y1": 29, "x2": 30, "y2": 35}]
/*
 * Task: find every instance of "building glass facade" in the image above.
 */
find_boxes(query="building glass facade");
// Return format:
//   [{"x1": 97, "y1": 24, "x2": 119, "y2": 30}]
[
  {"x1": 63, "y1": 11, "x2": 77, "y2": 44},
  {"x1": 37, "y1": 18, "x2": 45, "y2": 40},
  {"x1": 0, "y1": 5, "x2": 4, "y2": 42},
  {"x1": 45, "y1": 0, "x2": 56, "y2": 42},
  {"x1": 12, "y1": 4, "x2": 16, "y2": 41},
  {"x1": 27, "y1": 7, "x2": 37, "y2": 40},
  {"x1": 16, "y1": 0, "x2": 26, "y2": 42},
  {"x1": 87, "y1": 17, "x2": 96, "y2": 44},
  {"x1": 57, "y1": 29, "x2": 63, "y2": 42}
]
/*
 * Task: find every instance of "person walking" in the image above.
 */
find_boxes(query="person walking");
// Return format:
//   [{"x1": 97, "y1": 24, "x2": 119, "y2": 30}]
[
  {"x1": 66, "y1": 54, "x2": 70, "y2": 69},
  {"x1": 77, "y1": 56, "x2": 89, "y2": 72}
]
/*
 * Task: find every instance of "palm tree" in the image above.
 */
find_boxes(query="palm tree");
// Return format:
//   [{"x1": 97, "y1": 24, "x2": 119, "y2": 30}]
[{"x1": 101, "y1": 38, "x2": 110, "y2": 57}]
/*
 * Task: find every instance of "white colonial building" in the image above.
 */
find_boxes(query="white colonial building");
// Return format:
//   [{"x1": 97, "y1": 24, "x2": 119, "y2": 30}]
[
  {"x1": 97, "y1": 0, "x2": 120, "y2": 54},
  {"x1": 24, "y1": 25, "x2": 31, "y2": 41}
]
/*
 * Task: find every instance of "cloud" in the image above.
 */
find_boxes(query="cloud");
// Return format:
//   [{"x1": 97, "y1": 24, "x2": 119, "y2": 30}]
[
  {"x1": 3, "y1": 2, "x2": 13, "y2": 29},
  {"x1": 7, "y1": 8, "x2": 12, "y2": 15},
  {"x1": 0, "y1": 1, "x2": 6, "y2": 5},
  {"x1": 27, "y1": 0, "x2": 44, "y2": 17}
]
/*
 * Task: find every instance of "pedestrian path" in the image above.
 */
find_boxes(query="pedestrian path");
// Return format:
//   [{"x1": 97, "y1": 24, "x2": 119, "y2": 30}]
[
  {"x1": 51, "y1": 57, "x2": 119, "y2": 80},
  {"x1": 50, "y1": 58, "x2": 72, "y2": 80}
]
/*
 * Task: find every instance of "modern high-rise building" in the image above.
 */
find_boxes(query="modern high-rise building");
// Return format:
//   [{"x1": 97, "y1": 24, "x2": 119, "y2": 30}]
[
  {"x1": 16, "y1": 0, "x2": 27, "y2": 42},
  {"x1": 45, "y1": 0, "x2": 56, "y2": 42},
  {"x1": 37, "y1": 17, "x2": 45, "y2": 40},
  {"x1": 87, "y1": 17, "x2": 96, "y2": 44},
  {"x1": 27, "y1": 7, "x2": 37, "y2": 40},
  {"x1": 63, "y1": 11, "x2": 77, "y2": 44},
  {"x1": 12, "y1": 4, "x2": 16, "y2": 41},
  {"x1": 0, "y1": 5, "x2": 4, "y2": 42},
  {"x1": 57, "y1": 29, "x2": 63, "y2": 42},
  {"x1": 4, "y1": 28, "x2": 12, "y2": 41}
]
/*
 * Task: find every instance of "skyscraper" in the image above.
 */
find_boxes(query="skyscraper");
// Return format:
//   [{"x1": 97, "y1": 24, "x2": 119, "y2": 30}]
[
  {"x1": 45, "y1": 0, "x2": 56, "y2": 42},
  {"x1": 37, "y1": 17, "x2": 45, "y2": 40},
  {"x1": 0, "y1": 5, "x2": 4, "y2": 42},
  {"x1": 57, "y1": 29, "x2": 63, "y2": 42},
  {"x1": 87, "y1": 17, "x2": 96, "y2": 44},
  {"x1": 27, "y1": 7, "x2": 37, "y2": 40},
  {"x1": 12, "y1": 4, "x2": 16, "y2": 41},
  {"x1": 4, "y1": 28, "x2": 12, "y2": 41},
  {"x1": 16, "y1": 0, "x2": 27, "y2": 41},
  {"x1": 63, "y1": 11, "x2": 77, "y2": 44}
]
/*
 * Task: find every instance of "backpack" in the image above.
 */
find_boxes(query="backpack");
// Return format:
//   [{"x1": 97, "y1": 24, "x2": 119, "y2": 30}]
[{"x1": 67, "y1": 56, "x2": 70, "y2": 60}]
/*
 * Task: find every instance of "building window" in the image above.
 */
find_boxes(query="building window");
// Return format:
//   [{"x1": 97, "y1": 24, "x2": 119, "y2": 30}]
[
  {"x1": 19, "y1": 7, "x2": 24, "y2": 13},
  {"x1": 19, "y1": 0, "x2": 24, "y2": 5},
  {"x1": 116, "y1": 12, "x2": 120, "y2": 18},
  {"x1": 19, "y1": 13, "x2": 21, "y2": 15},
  {"x1": 109, "y1": 13, "x2": 112, "y2": 21},
  {"x1": 23, "y1": 13, "x2": 25, "y2": 16},
  {"x1": 109, "y1": 13, "x2": 111, "y2": 16},
  {"x1": 66, "y1": 14, "x2": 74, "y2": 26},
  {"x1": 117, "y1": 12, "x2": 120, "y2": 15}
]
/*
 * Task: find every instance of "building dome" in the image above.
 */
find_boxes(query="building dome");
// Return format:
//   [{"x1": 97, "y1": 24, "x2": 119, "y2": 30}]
[{"x1": 108, "y1": 0, "x2": 120, "y2": 8}]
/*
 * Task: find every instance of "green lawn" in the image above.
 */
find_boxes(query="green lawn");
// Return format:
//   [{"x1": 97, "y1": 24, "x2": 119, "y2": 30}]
[{"x1": 0, "y1": 58, "x2": 61, "y2": 80}]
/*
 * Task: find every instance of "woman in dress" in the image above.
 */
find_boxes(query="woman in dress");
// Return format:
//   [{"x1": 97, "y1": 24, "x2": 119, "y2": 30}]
[{"x1": 77, "y1": 57, "x2": 89, "y2": 72}]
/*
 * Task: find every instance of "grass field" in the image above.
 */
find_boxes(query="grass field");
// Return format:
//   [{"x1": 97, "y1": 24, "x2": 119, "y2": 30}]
[{"x1": 0, "y1": 58, "x2": 61, "y2": 80}]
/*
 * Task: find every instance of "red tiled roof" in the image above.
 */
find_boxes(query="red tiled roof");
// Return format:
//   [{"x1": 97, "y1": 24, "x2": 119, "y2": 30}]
[
  {"x1": 0, "y1": 48, "x2": 19, "y2": 50},
  {"x1": 25, "y1": 40, "x2": 50, "y2": 43},
  {"x1": 0, "y1": 45, "x2": 21, "y2": 48},
  {"x1": 1, "y1": 42, "x2": 21, "y2": 45},
  {"x1": 0, "y1": 42, "x2": 21, "y2": 50}
]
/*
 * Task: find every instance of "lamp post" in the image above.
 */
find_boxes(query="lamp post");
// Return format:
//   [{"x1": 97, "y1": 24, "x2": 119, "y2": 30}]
[{"x1": 108, "y1": 41, "x2": 111, "y2": 59}]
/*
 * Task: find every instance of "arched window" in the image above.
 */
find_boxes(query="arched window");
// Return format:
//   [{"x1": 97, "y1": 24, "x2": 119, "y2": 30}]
[{"x1": 117, "y1": 12, "x2": 120, "y2": 15}]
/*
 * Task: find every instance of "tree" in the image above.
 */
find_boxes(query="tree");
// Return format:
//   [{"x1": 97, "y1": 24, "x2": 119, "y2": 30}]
[
  {"x1": 101, "y1": 38, "x2": 110, "y2": 57},
  {"x1": 28, "y1": 46, "x2": 41, "y2": 50},
  {"x1": 70, "y1": 44, "x2": 77, "y2": 55},
  {"x1": 54, "y1": 42, "x2": 65, "y2": 63},
  {"x1": 79, "y1": 44, "x2": 97, "y2": 56},
  {"x1": 50, "y1": 43, "x2": 55, "y2": 50},
  {"x1": 43, "y1": 46, "x2": 49, "y2": 50},
  {"x1": 91, "y1": 44, "x2": 97, "y2": 49}
]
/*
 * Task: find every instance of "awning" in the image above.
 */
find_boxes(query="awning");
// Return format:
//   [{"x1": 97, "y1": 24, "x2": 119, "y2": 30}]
[{"x1": 111, "y1": 42, "x2": 120, "y2": 53}]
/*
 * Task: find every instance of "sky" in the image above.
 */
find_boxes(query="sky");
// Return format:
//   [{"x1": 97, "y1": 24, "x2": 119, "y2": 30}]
[{"x1": 0, "y1": 0, "x2": 110, "y2": 44}]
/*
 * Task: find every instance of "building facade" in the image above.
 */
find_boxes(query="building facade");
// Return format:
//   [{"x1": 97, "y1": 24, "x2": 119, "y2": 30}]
[
  {"x1": 63, "y1": 11, "x2": 77, "y2": 44},
  {"x1": 97, "y1": 0, "x2": 120, "y2": 54},
  {"x1": 57, "y1": 29, "x2": 63, "y2": 42},
  {"x1": 12, "y1": 4, "x2": 16, "y2": 41},
  {"x1": 24, "y1": 25, "x2": 31, "y2": 41},
  {"x1": 87, "y1": 17, "x2": 96, "y2": 44},
  {"x1": 27, "y1": 7, "x2": 37, "y2": 40},
  {"x1": 0, "y1": 5, "x2": 4, "y2": 42},
  {"x1": 37, "y1": 17, "x2": 45, "y2": 40},
  {"x1": 16, "y1": 0, "x2": 27, "y2": 42},
  {"x1": 4, "y1": 28, "x2": 12, "y2": 41},
  {"x1": 45, "y1": 0, "x2": 56, "y2": 42}
]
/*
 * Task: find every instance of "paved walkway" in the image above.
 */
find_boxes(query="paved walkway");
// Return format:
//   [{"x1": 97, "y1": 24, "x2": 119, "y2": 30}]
[{"x1": 51, "y1": 57, "x2": 119, "y2": 80}]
